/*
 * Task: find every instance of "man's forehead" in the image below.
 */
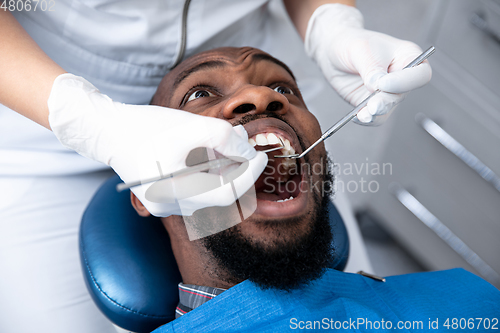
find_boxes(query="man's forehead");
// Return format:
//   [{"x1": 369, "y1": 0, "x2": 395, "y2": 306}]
[
  {"x1": 175, "y1": 47, "x2": 283, "y2": 74},
  {"x1": 184, "y1": 47, "x2": 258, "y2": 65},
  {"x1": 153, "y1": 47, "x2": 296, "y2": 106}
]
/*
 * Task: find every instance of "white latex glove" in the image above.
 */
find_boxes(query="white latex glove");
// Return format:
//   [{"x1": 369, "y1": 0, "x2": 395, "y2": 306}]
[
  {"x1": 48, "y1": 74, "x2": 267, "y2": 217},
  {"x1": 305, "y1": 4, "x2": 432, "y2": 124}
]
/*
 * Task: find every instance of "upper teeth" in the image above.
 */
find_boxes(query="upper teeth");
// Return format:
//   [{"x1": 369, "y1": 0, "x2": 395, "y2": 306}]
[
  {"x1": 248, "y1": 132, "x2": 296, "y2": 156},
  {"x1": 249, "y1": 132, "x2": 297, "y2": 183}
]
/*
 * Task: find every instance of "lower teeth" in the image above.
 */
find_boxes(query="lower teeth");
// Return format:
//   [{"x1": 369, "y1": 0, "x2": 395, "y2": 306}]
[{"x1": 276, "y1": 196, "x2": 294, "y2": 203}]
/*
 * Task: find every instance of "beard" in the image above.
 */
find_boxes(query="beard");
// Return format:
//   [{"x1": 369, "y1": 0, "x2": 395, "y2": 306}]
[{"x1": 200, "y1": 156, "x2": 335, "y2": 291}]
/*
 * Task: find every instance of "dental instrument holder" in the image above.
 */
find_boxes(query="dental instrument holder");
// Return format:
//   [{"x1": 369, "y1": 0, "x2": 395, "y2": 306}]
[{"x1": 275, "y1": 46, "x2": 436, "y2": 160}]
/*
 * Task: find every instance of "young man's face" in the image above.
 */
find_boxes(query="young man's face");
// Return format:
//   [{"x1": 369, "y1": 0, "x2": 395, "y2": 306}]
[{"x1": 147, "y1": 47, "x2": 335, "y2": 290}]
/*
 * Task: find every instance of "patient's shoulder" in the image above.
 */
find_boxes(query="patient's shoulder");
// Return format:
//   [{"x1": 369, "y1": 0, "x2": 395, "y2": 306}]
[
  {"x1": 374, "y1": 268, "x2": 500, "y2": 317},
  {"x1": 152, "y1": 269, "x2": 499, "y2": 333},
  {"x1": 384, "y1": 268, "x2": 498, "y2": 296}
]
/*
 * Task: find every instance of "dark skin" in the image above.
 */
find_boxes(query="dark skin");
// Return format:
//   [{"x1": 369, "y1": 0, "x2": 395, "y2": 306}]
[{"x1": 132, "y1": 47, "x2": 328, "y2": 289}]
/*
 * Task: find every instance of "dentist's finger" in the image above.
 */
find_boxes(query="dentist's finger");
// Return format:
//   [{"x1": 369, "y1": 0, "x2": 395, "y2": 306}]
[
  {"x1": 356, "y1": 108, "x2": 373, "y2": 124},
  {"x1": 205, "y1": 119, "x2": 257, "y2": 160},
  {"x1": 377, "y1": 63, "x2": 432, "y2": 94},
  {"x1": 232, "y1": 124, "x2": 249, "y2": 141},
  {"x1": 367, "y1": 91, "x2": 406, "y2": 116}
]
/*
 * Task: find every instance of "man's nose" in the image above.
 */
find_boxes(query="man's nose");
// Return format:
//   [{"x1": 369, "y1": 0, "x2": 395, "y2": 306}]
[{"x1": 222, "y1": 85, "x2": 290, "y2": 119}]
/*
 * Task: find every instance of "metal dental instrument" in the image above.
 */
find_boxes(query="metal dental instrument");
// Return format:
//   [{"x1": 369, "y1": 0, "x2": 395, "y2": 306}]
[
  {"x1": 116, "y1": 145, "x2": 284, "y2": 192},
  {"x1": 274, "y1": 46, "x2": 436, "y2": 159}
]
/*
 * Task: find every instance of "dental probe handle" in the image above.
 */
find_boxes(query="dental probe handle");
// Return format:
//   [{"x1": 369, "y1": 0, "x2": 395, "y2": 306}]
[
  {"x1": 116, "y1": 145, "x2": 284, "y2": 192},
  {"x1": 297, "y1": 90, "x2": 377, "y2": 158},
  {"x1": 296, "y1": 46, "x2": 436, "y2": 159},
  {"x1": 116, "y1": 158, "x2": 237, "y2": 192},
  {"x1": 322, "y1": 45, "x2": 436, "y2": 141}
]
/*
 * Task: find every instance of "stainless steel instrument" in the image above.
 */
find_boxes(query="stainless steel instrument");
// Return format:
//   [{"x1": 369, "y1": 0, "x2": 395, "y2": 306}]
[
  {"x1": 116, "y1": 145, "x2": 283, "y2": 192},
  {"x1": 274, "y1": 46, "x2": 436, "y2": 159}
]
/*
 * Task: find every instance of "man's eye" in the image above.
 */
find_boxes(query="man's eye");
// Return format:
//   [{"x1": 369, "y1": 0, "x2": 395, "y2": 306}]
[
  {"x1": 186, "y1": 90, "x2": 215, "y2": 102},
  {"x1": 274, "y1": 86, "x2": 293, "y2": 95}
]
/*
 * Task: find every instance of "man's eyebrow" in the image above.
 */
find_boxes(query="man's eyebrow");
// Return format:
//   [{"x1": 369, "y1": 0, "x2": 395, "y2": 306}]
[
  {"x1": 250, "y1": 53, "x2": 296, "y2": 81},
  {"x1": 173, "y1": 60, "x2": 226, "y2": 89}
]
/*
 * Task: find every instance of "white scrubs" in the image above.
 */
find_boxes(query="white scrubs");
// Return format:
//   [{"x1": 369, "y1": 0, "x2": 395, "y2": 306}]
[
  {"x1": 1, "y1": 1, "x2": 271, "y2": 332},
  {"x1": 1, "y1": 1, "x2": 371, "y2": 332}
]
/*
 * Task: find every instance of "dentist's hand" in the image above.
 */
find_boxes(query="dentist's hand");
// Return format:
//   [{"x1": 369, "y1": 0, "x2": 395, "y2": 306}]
[
  {"x1": 48, "y1": 74, "x2": 268, "y2": 217},
  {"x1": 305, "y1": 4, "x2": 432, "y2": 124}
]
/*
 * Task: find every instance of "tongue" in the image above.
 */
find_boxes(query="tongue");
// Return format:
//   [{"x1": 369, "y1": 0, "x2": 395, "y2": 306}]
[
  {"x1": 255, "y1": 181, "x2": 293, "y2": 201},
  {"x1": 252, "y1": 145, "x2": 300, "y2": 201},
  {"x1": 261, "y1": 147, "x2": 295, "y2": 182},
  {"x1": 254, "y1": 166, "x2": 299, "y2": 201}
]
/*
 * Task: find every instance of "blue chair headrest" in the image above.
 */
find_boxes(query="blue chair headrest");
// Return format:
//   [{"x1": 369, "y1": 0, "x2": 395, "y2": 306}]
[{"x1": 80, "y1": 175, "x2": 349, "y2": 332}]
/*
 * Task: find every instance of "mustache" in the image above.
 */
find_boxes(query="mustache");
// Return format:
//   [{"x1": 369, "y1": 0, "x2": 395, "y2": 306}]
[
  {"x1": 231, "y1": 112, "x2": 288, "y2": 127},
  {"x1": 231, "y1": 113, "x2": 308, "y2": 154}
]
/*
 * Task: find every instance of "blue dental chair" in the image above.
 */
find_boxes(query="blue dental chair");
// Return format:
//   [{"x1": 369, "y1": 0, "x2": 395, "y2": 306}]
[{"x1": 80, "y1": 175, "x2": 350, "y2": 333}]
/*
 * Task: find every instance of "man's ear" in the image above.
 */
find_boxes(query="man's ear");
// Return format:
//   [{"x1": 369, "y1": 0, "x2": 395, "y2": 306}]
[{"x1": 130, "y1": 192, "x2": 151, "y2": 217}]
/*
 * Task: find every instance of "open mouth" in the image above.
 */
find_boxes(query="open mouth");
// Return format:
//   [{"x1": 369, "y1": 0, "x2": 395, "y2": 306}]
[{"x1": 243, "y1": 118, "x2": 308, "y2": 218}]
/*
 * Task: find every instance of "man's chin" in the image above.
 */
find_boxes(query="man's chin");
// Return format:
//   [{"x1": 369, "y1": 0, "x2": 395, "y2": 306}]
[
  {"x1": 238, "y1": 167, "x2": 312, "y2": 222},
  {"x1": 252, "y1": 181, "x2": 309, "y2": 219},
  {"x1": 235, "y1": 183, "x2": 315, "y2": 247},
  {"x1": 235, "y1": 213, "x2": 314, "y2": 249},
  {"x1": 201, "y1": 191, "x2": 334, "y2": 291}
]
